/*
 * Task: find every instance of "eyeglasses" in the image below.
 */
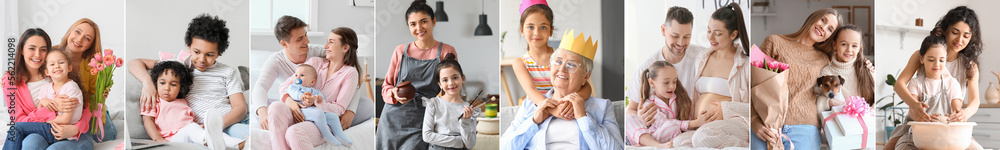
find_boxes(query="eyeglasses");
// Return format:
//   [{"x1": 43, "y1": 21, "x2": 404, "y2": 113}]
[{"x1": 550, "y1": 58, "x2": 581, "y2": 73}]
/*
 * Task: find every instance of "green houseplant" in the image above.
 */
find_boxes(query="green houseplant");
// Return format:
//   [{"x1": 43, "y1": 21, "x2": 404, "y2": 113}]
[{"x1": 877, "y1": 71, "x2": 907, "y2": 136}]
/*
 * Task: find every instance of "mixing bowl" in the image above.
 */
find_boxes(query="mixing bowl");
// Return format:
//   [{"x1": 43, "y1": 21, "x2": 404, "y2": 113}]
[{"x1": 908, "y1": 122, "x2": 976, "y2": 150}]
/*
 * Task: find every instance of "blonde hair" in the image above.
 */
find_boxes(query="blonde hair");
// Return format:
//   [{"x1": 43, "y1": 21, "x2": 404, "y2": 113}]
[
  {"x1": 55, "y1": 18, "x2": 102, "y2": 61},
  {"x1": 43, "y1": 50, "x2": 88, "y2": 108}
]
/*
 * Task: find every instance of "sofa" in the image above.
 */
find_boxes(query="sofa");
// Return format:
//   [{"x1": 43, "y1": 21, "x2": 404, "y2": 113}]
[
  {"x1": 246, "y1": 49, "x2": 376, "y2": 150},
  {"x1": 124, "y1": 66, "x2": 252, "y2": 149}
]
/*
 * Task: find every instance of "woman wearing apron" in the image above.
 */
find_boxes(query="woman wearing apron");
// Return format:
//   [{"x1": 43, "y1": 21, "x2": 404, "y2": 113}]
[
  {"x1": 887, "y1": 6, "x2": 984, "y2": 150},
  {"x1": 376, "y1": 0, "x2": 457, "y2": 149}
]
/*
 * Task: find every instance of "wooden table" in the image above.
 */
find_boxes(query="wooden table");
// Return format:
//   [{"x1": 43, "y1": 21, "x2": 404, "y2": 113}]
[{"x1": 500, "y1": 57, "x2": 518, "y2": 106}]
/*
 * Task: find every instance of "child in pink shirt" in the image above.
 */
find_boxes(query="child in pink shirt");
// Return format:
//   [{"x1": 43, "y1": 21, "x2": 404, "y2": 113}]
[
  {"x1": 141, "y1": 61, "x2": 244, "y2": 149},
  {"x1": 625, "y1": 61, "x2": 699, "y2": 148},
  {"x1": 4, "y1": 51, "x2": 86, "y2": 149}
]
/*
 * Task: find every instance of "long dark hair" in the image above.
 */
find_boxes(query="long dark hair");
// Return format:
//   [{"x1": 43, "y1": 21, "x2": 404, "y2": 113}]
[
  {"x1": 13, "y1": 28, "x2": 52, "y2": 84},
  {"x1": 711, "y1": 2, "x2": 749, "y2": 56},
  {"x1": 405, "y1": 0, "x2": 435, "y2": 22},
  {"x1": 821, "y1": 25, "x2": 875, "y2": 104},
  {"x1": 931, "y1": 6, "x2": 981, "y2": 77},
  {"x1": 332, "y1": 27, "x2": 362, "y2": 87},
  {"x1": 785, "y1": 8, "x2": 842, "y2": 47},
  {"x1": 640, "y1": 61, "x2": 692, "y2": 120}
]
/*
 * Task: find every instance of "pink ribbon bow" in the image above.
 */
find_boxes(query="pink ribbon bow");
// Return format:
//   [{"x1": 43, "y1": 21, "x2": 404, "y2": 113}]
[{"x1": 823, "y1": 96, "x2": 870, "y2": 148}]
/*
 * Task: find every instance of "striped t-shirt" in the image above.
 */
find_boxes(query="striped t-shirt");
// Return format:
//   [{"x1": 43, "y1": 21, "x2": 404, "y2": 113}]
[
  {"x1": 179, "y1": 59, "x2": 244, "y2": 124},
  {"x1": 521, "y1": 53, "x2": 552, "y2": 94}
]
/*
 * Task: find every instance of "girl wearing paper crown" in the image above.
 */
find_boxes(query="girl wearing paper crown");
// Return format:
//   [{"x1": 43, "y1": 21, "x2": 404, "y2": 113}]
[
  {"x1": 376, "y1": 0, "x2": 458, "y2": 149},
  {"x1": 501, "y1": 29, "x2": 623, "y2": 150},
  {"x1": 511, "y1": 0, "x2": 594, "y2": 123}
]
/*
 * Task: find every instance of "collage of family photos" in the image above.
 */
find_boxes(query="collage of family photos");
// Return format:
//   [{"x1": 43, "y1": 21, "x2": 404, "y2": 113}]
[{"x1": 3, "y1": 0, "x2": 1000, "y2": 150}]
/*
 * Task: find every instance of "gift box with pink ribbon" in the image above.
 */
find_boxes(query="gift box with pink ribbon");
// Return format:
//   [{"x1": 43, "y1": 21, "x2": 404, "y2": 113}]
[{"x1": 821, "y1": 96, "x2": 875, "y2": 150}]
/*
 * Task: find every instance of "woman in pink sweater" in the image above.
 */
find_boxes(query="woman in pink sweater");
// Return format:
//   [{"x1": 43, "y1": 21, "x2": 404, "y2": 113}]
[
  {"x1": 3, "y1": 28, "x2": 93, "y2": 149},
  {"x1": 261, "y1": 28, "x2": 364, "y2": 149}
]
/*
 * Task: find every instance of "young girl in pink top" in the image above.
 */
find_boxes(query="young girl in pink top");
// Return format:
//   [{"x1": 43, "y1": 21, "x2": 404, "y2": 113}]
[
  {"x1": 141, "y1": 61, "x2": 244, "y2": 149},
  {"x1": 625, "y1": 61, "x2": 700, "y2": 148},
  {"x1": 4, "y1": 50, "x2": 87, "y2": 149}
]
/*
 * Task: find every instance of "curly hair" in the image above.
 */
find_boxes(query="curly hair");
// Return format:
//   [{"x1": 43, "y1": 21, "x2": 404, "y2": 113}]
[
  {"x1": 185, "y1": 14, "x2": 230, "y2": 55},
  {"x1": 931, "y1": 6, "x2": 981, "y2": 66},
  {"x1": 150, "y1": 61, "x2": 194, "y2": 99}
]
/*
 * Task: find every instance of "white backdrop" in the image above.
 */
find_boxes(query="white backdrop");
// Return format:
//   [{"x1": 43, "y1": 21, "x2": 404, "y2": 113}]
[
  {"x1": 1, "y1": 0, "x2": 127, "y2": 147},
  {"x1": 9, "y1": 0, "x2": 126, "y2": 114},
  {"x1": 624, "y1": 0, "x2": 751, "y2": 93},
  {"x1": 871, "y1": 0, "x2": 1000, "y2": 145},
  {"x1": 126, "y1": 0, "x2": 250, "y2": 68}
]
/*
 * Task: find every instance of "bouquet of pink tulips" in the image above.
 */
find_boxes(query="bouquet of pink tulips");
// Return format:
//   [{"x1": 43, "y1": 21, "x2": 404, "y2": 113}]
[
  {"x1": 87, "y1": 49, "x2": 123, "y2": 141},
  {"x1": 751, "y1": 59, "x2": 790, "y2": 73},
  {"x1": 748, "y1": 44, "x2": 791, "y2": 150}
]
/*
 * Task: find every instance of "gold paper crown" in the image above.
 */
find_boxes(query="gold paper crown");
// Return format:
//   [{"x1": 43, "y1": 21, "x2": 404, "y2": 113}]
[{"x1": 557, "y1": 29, "x2": 598, "y2": 60}]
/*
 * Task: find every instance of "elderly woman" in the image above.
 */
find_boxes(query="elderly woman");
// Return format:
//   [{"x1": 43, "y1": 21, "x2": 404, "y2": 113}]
[{"x1": 501, "y1": 30, "x2": 623, "y2": 150}]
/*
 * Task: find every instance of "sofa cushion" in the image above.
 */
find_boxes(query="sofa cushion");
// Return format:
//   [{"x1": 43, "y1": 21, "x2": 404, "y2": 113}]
[
  {"x1": 352, "y1": 97, "x2": 375, "y2": 126},
  {"x1": 126, "y1": 72, "x2": 149, "y2": 139}
]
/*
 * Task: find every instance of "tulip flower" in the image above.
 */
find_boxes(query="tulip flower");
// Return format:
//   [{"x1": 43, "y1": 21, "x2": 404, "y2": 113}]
[{"x1": 115, "y1": 58, "x2": 124, "y2": 67}]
